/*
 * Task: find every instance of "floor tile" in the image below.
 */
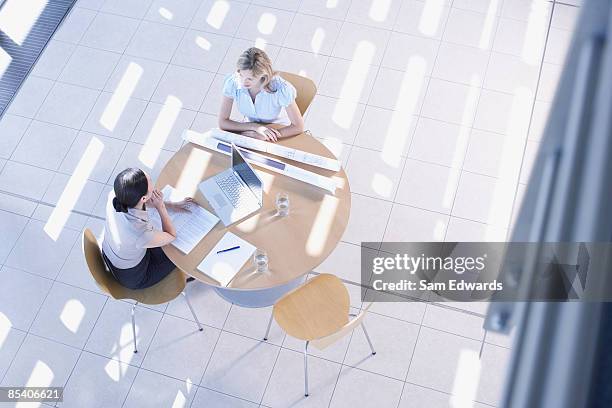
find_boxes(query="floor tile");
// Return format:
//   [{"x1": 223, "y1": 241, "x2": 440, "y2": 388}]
[
  {"x1": 104, "y1": 55, "x2": 168, "y2": 101},
  {"x1": 519, "y1": 140, "x2": 540, "y2": 184},
  {"x1": 1, "y1": 333, "x2": 80, "y2": 388},
  {"x1": 29, "y1": 281, "x2": 107, "y2": 348},
  {"x1": 60, "y1": 351, "x2": 138, "y2": 408},
  {"x1": 443, "y1": 7, "x2": 498, "y2": 50},
  {"x1": 235, "y1": 5, "x2": 294, "y2": 47},
  {"x1": 315, "y1": 241, "x2": 364, "y2": 283},
  {"x1": 406, "y1": 326, "x2": 481, "y2": 394},
  {"x1": 367, "y1": 292, "x2": 427, "y2": 324},
  {"x1": 0, "y1": 192, "x2": 38, "y2": 217},
  {"x1": 444, "y1": 217, "x2": 508, "y2": 242},
  {"x1": 398, "y1": 382, "x2": 489, "y2": 408},
  {"x1": 252, "y1": 0, "x2": 301, "y2": 12},
  {"x1": 0, "y1": 267, "x2": 53, "y2": 331},
  {"x1": 463, "y1": 128, "x2": 526, "y2": 179},
  {"x1": 422, "y1": 304, "x2": 485, "y2": 341},
  {"x1": 396, "y1": 159, "x2": 460, "y2": 214},
  {"x1": 318, "y1": 57, "x2": 377, "y2": 104},
  {"x1": 536, "y1": 62, "x2": 562, "y2": 102},
  {"x1": 484, "y1": 52, "x2": 539, "y2": 95},
  {"x1": 36, "y1": 82, "x2": 100, "y2": 129},
  {"x1": 0, "y1": 114, "x2": 31, "y2": 159},
  {"x1": 53, "y1": 7, "x2": 97, "y2": 44},
  {"x1": 31, "y1": 40, "x2": 76, "y2": 80},
  {"x1": 345, "y1": 146, "x2": 405, "y2": 200},
  {"x1": 6, "y1": 76, "x2": 54, "y2": 118},
  {"x1": 528, "y1": 100, "x2": 551, "y2": 142},
  {"x1": 421, "y1": 78, "x2": 480, "y2": 126},
  {"x1": 345, "y1": 0, "x2": 402, "y2": 30},
  {"x1": 56, "y1": 239, "x2": 107, "y2": 295},
  {"x1": 201, "y1": 331, "x2": 279, "y2": 402},
  {"x1": 80, "y1": 12, "x2": 140, "y2": 53},
  {"x1": 0, "y1": 326, "x2": 26, "y2": 381},
  {"x1": 76, "y1": 0, "x2": 106, "y2": 9},
  {"x1": 354, "y1": 106, "x2": 417, "y2": 157},
  {"x1": 368, "y1": 66, "x2": 428, "y2": 113},
  {"x1": 152, "y1": 65, "x2": 215, "y2": 110},
  {"x1": 85, "y1": 301, "x2": 162, "y2": 366},
  {"x1": 433, "y1": 42, "x2": 489, "y2": 86},
  {"x1": 144, "y1": 0, "x2": 202, "y2": 28},
  {"x1": 282, "y1": 326, "x2": 351, "y2": 364},
  {"x1": 344, "y1": 312, "x2": 419, "y2": 380},
  {"x1": 262, "y1": 348, "x2": 341, "y2": 407},
  {"x1": 408, "y1": 117, "x2": 469, "y2": 168},
  {"x1": 126, "y1": 21, "x2": 185, "y2": 63},
  {"x1": 341, "y1": 193, "x2": 392, "y2": 247},
  {"x1": 544, "y1": 27, "x2": 572, "y2": 65},
  {"x1": 476, "y1": 342, "x2": 511, "y2": 406},
  {"x1": 382, "y1": 204, "x2": 449, "y2": 243},
  {"x1": 0, "y1": 211, "x2": 28, "y2": 264},
  {"x1": 330, "y1": 366, "x2": 404, "y2": 408},
  {"x1": 493, "y1": 17, "x2": 547, "y2": 65},
  {"x1": 11, "y1": 120, "x2": 78, "y2": 171},
  {"x1": 283, "y1": 13, "x2": 342, "y2": 56},
  {"x1": 331, "y1": 23, "x2": 390, "y2": 66},
  {"x1": 172, "y1": 30, "x2": 233, "y2": 72},
  {"x1": 0, "y1": 161, "x2": 55, "y2": 200},
  {"x1": 222, "y1": 305, "x2": 284, "y2": 345},
  {"x1": 141, "y1": 313, "x2": 219, "y2": 381},
  {"x1": 191, "y1": 387, "x2": 258, "y2": 408},
  {"x1": 130, "y1": 101, "x2": 197, "y2": 152},
  {"x1": 59, "y1": 46, "x2": 121, "y2": 90},
  {"x1": 500, "y1": 0, "x2": 551, "y2": 21},
  {"x1": 394, "y1": 0, "x2": 450, "y2": 40},
  {"x1": 274, "y1": 48, "x2": 329, "y2": 87},
  {"x1": 383, "y1": 32, "x2": 439, "y2": 74},
  {"x1": 5, "y1": 219, "x2": 80, "y2": 279},
  {"x1": 552, "y1": 3, "x2": 579, "y2": 31},
  {"x1": 82, "y1": 92, "x2": 148, "y2": 141},
  {"x1": 451, "y1": 171, "x2": 515, "y2": 227},
  {"x1": 303, "y1": 95, "x2": 365, "y2": 145},
  {"x1": 473, "y1": 88, "x2": 533, "y2": 137},
  {"x1": 123, "y1": 368, "x2": 198, "y2": 408},
  {"x1": 484, "y1": 328, "x2": 514, "y2": 349},
  {"x1": 59, "y1": 132, "x2": 128, "y2": 184},
  {"x1": 299, "y1": 0, "x2": 351, "y2": 21},
  {"x1": 111, "y1": 141, "x2": 175, "y2": 182},
  {"x1": 101, "y1": 0, "x2": 154, "y2": 19},
  {"x1": 190, "y1": 0, "x2": 250, "y2": 37}
]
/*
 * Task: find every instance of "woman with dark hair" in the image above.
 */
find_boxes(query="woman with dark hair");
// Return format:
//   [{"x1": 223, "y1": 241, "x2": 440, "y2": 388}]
[{"x1": 101, "y1": 168, "x2": 192, "y2": 289}]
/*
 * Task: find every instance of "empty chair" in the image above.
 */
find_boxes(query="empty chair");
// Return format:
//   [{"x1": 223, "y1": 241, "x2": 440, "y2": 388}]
[
  {"x1": 82, "y1": 228, "x2": 203, "y2": 353},
  {"x1": 278, "y1": 71, "x2": 317, "y2": 116},
  {"x1": 266, "y1": 273, "x2": 376, "y2": 397}
]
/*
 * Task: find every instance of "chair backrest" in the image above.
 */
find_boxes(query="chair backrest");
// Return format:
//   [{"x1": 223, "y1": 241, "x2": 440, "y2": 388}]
[
  {"x1": 311, "y1": 302, "x2": 373, "y2": 350},
  {"x1": 82, "y1": 228, "x2": 128, "y2": 299},
  {"x1": 273, "y1": 273, "x2": 350, "y2": 341},
  {"x1": 278, "y1": 71, "x2": 317, "y2": 116}
]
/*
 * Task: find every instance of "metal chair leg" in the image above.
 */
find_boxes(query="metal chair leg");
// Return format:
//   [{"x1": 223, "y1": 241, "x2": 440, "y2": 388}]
[
  {"x1": 263, "y1": 311, "x2": 273, "y2": 340},
  {"x1": 304, "y1": 341, "x2": 310, "y2": 397},
  {"x1": 182, "y1": 292, "x2": 203, "y2": 331},
  {"x1": 131, "y1": 302, "x2": 138, "y2": 353},
  {"x1": 361, "y1": 322, "x2": 376, "y2": 355}
]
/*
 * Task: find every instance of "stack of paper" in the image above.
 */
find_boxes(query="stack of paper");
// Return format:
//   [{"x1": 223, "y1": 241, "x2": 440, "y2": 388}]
[
  {"x1": 148, "y1": 186, "x2": 220, "y2": 254},
  {"x1": 197, "y1": 232, "x2": 256, "y2": 286}
]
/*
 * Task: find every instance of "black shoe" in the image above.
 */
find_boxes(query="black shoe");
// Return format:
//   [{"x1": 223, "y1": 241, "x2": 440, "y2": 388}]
[{"x1": 186, "y1": 277, "x2": 195, "y2": 283}]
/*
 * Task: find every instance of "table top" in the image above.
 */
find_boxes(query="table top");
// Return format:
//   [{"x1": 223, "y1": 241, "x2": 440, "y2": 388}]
[{"x1": 156, "y1": 132, "x2": 351, "y2": 290}]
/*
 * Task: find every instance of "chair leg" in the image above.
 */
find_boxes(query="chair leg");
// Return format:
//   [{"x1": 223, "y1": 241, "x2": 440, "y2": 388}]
[
  {"x1": 131, "y1": 302, "x2": 138, "y2": 353},
  {"x1": 263, "y1": 311, "x2": 273, "y2": 341},
  {"x1": 361, "y1": 322, "x2": 376, "y2": 355},
  {"x1": 304, "y1": 341, "x2": 310, "y2": 397},
  {"x1": 182, "y1": 292, "x2": 203, "y2": 331}
]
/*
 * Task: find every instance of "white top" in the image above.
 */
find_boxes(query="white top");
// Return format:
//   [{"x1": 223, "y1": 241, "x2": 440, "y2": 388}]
[
  {"x1": 102, "y1": 192, "x2": 157, "y2": 269},
  {"x1": 222, "y1": 73, "x2": 297, "y2": 125}
]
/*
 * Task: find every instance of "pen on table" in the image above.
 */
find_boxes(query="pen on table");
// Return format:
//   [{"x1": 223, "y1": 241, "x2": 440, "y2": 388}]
[{"x1": 217, "y1": 245, "x2": 240, "y2": 254}]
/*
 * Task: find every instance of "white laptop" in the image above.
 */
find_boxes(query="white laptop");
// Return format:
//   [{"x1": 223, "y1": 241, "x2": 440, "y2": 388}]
[{"x1": 199, "y1": 143, "x2": 263, "y2": 226}]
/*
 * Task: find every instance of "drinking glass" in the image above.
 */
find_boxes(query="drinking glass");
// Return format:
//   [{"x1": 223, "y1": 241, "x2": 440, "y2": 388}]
[
  {"x1": 275, "y1": 192, "x2": 290, "y2": 217},
  {"x1": 253, "y1": 248, "x2": 269, "y2": 273}
]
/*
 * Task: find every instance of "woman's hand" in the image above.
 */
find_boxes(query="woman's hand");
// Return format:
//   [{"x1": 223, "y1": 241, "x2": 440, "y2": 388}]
[
  {"x1": 147, "y1": 189, "x2": 165, "y2": 211},
  {"x1": 167, "y1": 197, "x2": 194, "y2": 212},
  {"x1": 251, "y1": 125, "x2": 280, "y2": 142}
]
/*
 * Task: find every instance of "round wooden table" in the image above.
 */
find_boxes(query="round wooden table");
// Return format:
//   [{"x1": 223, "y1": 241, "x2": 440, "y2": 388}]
[{"x1": 156, "y1": 132, "x2": 351, "y2": 307}]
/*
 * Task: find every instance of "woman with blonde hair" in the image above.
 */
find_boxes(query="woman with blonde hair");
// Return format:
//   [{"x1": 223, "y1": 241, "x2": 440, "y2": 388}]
[{"x1": 219, "y1": 47, "x2": 304, "y2": 141}]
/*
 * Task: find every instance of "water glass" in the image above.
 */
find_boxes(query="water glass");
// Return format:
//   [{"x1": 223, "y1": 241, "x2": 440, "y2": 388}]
[
  {"x1": 276, "y1": 192, "x2": 290, "y2": 217},
  {"x1": 253, "y1": 248, "x2": 269, "y2": 273}
]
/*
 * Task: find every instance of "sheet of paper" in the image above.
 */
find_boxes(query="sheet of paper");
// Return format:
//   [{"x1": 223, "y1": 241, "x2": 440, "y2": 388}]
[
  {"x1": 197, "y1": 232, "x2": 256, "y2": 286},
  {"x1": 148, "y1": 186, "x2": 220, "y2": 254}
]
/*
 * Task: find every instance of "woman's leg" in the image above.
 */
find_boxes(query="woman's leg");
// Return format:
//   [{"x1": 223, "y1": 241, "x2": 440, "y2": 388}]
[{"x1": 140, "y1": 247, "x2": 176, "y2": 288}]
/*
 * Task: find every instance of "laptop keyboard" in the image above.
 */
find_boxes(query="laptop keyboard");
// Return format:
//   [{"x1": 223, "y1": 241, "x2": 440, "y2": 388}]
[{"x1": 215, "y1": 173, "x2": 244, "y2": 207}]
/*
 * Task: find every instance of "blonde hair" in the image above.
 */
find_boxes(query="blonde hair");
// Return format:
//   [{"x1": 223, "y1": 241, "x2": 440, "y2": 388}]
[{"x1": 236, "y1": 47, "x2": 277, "y2": 92}]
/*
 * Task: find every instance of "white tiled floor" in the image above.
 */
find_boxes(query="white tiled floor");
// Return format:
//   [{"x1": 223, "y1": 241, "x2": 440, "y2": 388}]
[{"x1": 0, "y1": 0, "x2": 577, "y2": 406}]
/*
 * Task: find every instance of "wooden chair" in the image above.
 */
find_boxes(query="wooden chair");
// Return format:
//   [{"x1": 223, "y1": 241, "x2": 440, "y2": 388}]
[
  {"x1": 264, "y1": 273, "x2": 376, "y2": 397},
  {"x1": 278, "y1": 71, "x2": 317, "y2": 116},
  {"x1": 82, "y1": 229, "x2": 203, "y2": 353}
]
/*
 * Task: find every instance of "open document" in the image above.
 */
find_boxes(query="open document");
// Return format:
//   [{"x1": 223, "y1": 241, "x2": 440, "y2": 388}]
[{"x1": 148, "y1": 185, "x2": 220, "y2": 254}]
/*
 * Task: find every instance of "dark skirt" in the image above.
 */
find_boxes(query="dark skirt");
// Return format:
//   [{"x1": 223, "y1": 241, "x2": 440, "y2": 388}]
[{"x1": 102, "y1": 247, "x2": 175, "y2": 290}]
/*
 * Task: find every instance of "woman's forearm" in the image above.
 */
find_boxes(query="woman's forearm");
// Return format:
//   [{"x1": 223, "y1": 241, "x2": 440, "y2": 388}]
[
  {"x1": 219, "y1": 118, "x2": 256, "y2": 133},
  {"x1": 277, "y1": 123, "x2": 304, "y2": 138},
  {"x1": 157, "y1": 205, "x2": 176, "y2": 237}
]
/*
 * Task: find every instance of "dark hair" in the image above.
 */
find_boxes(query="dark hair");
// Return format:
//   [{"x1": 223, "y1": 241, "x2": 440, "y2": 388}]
[{"x1": 112, "y1": 168, "x2": 148, "y2": 213}]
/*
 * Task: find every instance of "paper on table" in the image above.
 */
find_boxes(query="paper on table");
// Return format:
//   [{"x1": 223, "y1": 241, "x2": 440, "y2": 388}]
[
  {"x1": 197, "y1": 232, "x2": 256, "y2": 286},
  {"x1": 148, "y1": 186, "x2": 220, "y2": 254}
]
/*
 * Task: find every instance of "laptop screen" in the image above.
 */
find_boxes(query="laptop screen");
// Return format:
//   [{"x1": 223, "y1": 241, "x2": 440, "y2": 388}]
[{"x1": 231, "y1": 144, "x2": 263, "y2": 203}]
